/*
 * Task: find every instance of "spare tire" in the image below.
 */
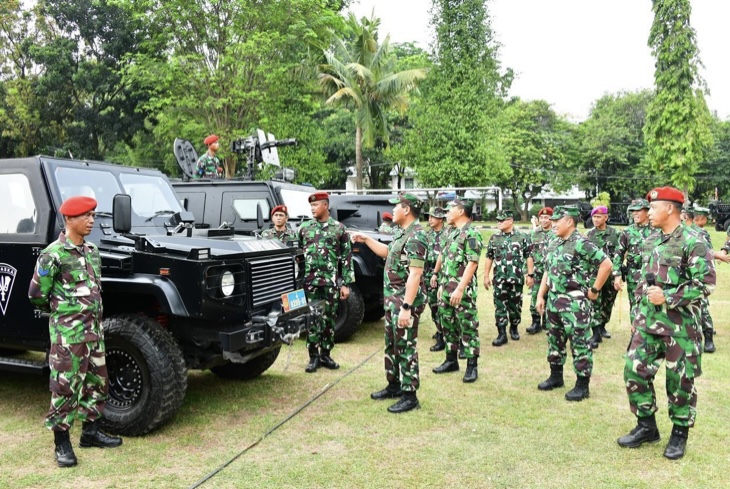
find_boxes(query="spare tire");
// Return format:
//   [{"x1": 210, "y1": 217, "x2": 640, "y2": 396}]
[{"x1": 334, "y1": 284, "x2": 364, "y2": 342}]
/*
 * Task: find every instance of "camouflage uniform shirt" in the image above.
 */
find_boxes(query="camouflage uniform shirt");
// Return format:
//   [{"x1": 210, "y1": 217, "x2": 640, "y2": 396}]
[
  {"x1": 634, "y1": 225, "x2": 716, "y2": 339},
  {"x1": 441, "y1": 222, "x2": 483, "y2": 299},
  {"x1": 612, "y1": 223, "x2": 652, "y2": 279},
  {"x1": 423, "y1": 227, "x2": 445, "y2": 285},
  {"x1": 529, "y1": 227, "x2": 553, "y2": 275},
  {"x1": 195, "y1": 153, "x2": 223, "y2": 178},
  {"x1": 28, "y1": 232, "x2": 103, "y2": 344},
  {"x1": 261, "y1": 227, "x2": 298, "y2": 247},
  {"x1": 487, "y1": 230, "x2": 530, "y2": 284},
  {"x1": 384, "y1": 222, "x2": 428, "y2": 307},
  {"x1": 297, "y1": 217, "x2": 354, "y2": 287},
  {"x1": 586, "y1": 225, "x2": 620, "y2": 265},
  {"x1": 378, "y1": 222, "x2": 394, "y2": 234},
  {"x1": 544, "y1": 230, "x2": 607, "y2": 295}
]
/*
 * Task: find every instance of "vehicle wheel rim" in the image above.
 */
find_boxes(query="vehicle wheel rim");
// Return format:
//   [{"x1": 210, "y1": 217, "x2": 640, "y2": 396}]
[{"x1": 106, "y1": 348, "x2": 144, "y2": 410}]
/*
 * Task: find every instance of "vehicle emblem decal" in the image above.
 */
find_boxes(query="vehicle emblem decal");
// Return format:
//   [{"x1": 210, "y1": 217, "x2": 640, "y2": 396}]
[{"x1": 0, "y1": 263, "x2": 17, "y2": 316}]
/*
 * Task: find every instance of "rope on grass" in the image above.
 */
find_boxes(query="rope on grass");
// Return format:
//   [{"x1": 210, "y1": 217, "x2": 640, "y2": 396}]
[{"x1": 187, "y1": 347, "x2": 381, "y2": 489}]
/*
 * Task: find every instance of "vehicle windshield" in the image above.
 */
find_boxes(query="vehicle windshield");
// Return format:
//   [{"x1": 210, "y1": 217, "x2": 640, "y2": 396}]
[
  {"x1": 279, "y1": 188, "x2": 313, "y2": 219},
  {"x1": 54, "y1": 166, "x2": 123, "y2": 213},
  {"x1": 119, "y1": 173, "x2": 183, "y2": 219}
]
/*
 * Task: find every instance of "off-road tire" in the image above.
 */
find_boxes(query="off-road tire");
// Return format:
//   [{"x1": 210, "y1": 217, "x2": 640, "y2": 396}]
[
  {"x1": 210, "y1": 346, "x2": 282, "y2": 380},
  {"x1": 334, "y1": 284, "x2": 364, "y2": 343},
  {"x1": 101, "y1": 314, "x2": 187, "y2": 436}
]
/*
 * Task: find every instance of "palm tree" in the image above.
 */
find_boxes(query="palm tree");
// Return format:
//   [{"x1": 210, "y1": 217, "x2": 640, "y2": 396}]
[{"x1": 318, "y1": 13, "x2": 427, "y2": 189}]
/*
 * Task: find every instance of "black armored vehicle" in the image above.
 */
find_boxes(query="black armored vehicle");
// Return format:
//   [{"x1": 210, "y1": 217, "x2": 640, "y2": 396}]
[{"x1": 0, "y1": 156, "x2": 314, "y2": 435}]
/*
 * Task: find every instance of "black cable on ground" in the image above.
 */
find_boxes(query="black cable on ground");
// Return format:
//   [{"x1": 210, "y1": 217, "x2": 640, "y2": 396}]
[{"x1": 188, "y1": 347, "x2": 381, "y2": 489}]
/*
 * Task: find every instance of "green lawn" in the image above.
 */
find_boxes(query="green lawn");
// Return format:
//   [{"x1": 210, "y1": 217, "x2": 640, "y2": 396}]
[{"x1": 0, "y1": 227, "x2": 728, "y2": 489}]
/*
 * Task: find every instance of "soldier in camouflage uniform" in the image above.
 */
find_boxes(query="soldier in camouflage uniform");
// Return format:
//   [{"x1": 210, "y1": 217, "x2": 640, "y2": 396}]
[
  {"x1": 430, "y1": 198, "x2": 482, "y2": 383},
  {"x1": 612, "y1": 199, "x2": 652, "y2": 329},
  {"x1": 483, "y1": 210, "x2": 531, "y2": 346},
  {"x1": 352, "y1": 193, "x2": 428, "y2": 413},
  {"x1": 526, "y1": 207, "x2": 554, "y2": 334},
  {"x1": 618, "y1": 187, "x2": 715, "y2": 460},
  {"x1": 260, "y1": 205, "x2": 297, "y2": 247},
  {"x1": 691, "y1": 206, "x2": 722, "y2": 353},
  {"x1": 586, "y1": 206, "x2": 620, "y2": 349},
  {"x1": 297, "y1": 192, "x2": 354, "y2": 373},
  {"x1": 378, "y1": 212, "x2": 394, "y2": 234},
  {"x1": 28, "y1": 196, "x2": 122, "y2": 468},
  {"x1": 195, "y1": 134, "x2": 224, "y2": 179},
  {"x1": 423, "y1": 206, "x2": 447, "y2": 352},
  {"x1": 535, "y1": 206, "x2": 612, "y2": 401}
]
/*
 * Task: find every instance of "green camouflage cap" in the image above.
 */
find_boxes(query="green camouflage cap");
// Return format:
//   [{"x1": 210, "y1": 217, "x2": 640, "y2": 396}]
[
  {"x1": 447, "y1": 197, "x2": 474, "y2": 210},
  {"x1": 496, "y1": 209, "x2": 513, "y2": 221},
  {"x1": 693, "y1": 206, "x2": 710, "y2": 216},
  {"x1": 388, "y1": 192, "x2": 424, "y2": 210},
  {"x1": 425, "y1": 206, "x2": 446, "y2": 219},
  {"x1": 627, "y1": 198, "x2": 650, "y2": 211},
  {"x1": 549, "y1": 205, "x2": 581, "y2": 221}
]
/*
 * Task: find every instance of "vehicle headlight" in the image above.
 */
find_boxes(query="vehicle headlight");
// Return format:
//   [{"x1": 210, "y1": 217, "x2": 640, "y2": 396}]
[{"x1": 220, "y1": 270, "x2": 235, "y2": 297}]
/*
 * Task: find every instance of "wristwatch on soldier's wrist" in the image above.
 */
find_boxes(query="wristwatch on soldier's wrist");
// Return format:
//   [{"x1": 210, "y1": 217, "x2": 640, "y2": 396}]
[
  {"x1": 401, "y1": 303, "x2": 411, "y2": 311},
  {"x1": 590, "y1": 286, "x2": 599, "y2": 294}
]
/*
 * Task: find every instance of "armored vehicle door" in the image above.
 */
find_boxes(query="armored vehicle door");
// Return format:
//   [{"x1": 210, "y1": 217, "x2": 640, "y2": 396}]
[
  {"x1": 0, "y1": 158, "x2": 55, "y2": 350},
  {"x1": 221, "y1": 190, "x2": 273, "y2": 233}
]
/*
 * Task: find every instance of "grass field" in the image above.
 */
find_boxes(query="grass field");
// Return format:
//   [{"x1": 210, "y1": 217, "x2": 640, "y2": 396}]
[{"x1": 1, "y1": 226, "x2": 728, "y2": 489}]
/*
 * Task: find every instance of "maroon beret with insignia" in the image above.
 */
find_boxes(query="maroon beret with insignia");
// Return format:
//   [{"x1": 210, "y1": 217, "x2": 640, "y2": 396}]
[
  {"x1": 647, "y1": 186, "x2": 684, "y2": 204},
  {"x1": 59, "y1": 196, "x2": 97, "y2": 217},
  {"x1": 271, "y1": 205, "x2": 288, "y2": 217},
  {"x1": 204, "y1": 134, "x2": 219, "y2": 146},
  {"x1": 537, "y1": 207, "x2": 553, "y2": 217},
  {"x1": 382, "y1": 212, "x2": 393, "y2": 221},
  {"x1": 308, "y1": 192, "x2": 330, "y2": 203}
]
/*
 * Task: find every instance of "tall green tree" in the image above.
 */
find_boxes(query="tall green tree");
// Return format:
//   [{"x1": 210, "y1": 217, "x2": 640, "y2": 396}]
[
  {"x1": 393, "y1": 0, "x2": 511, "y2": 189},
  {"x1": 318, "y1": 13, "x2": 427, "y2": 189},
  {"x1": 644, "y1": 0, "x2": 713, "y2": 195}
]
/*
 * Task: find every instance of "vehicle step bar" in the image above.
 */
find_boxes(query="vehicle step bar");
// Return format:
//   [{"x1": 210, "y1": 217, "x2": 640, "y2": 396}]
[{"x1": 0, "y1": 357, "x2": 48, "y2": 375}]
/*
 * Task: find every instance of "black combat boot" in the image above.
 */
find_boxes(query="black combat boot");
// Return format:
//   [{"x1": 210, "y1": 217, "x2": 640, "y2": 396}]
[
  {"x1": 371, "y1": 381, "x2": 403, "y2": 400},
  {"x1": 54, "y1": 430, "x2": 77, "y2": 468},
  {"x1": 526, "y1": 315, "x2": 542, "y2": 335},
  {"x1": 432, "y1": 352, "x2": 459, "y2": 374},
  {"x1": 663, "y1": 425, "x2": 689, "y2": 460},
  {"x1": 319, "y1": 348, "x2": 340, "y2": 370},
  {"x1": 305, "y1": 344, "x2": 320, "y2": 373},
  {"x1": 463, "y1": 357, "x2": 478, "y2": 383},
  {"x1": 492, "y1": 325, "x2": 508, "y2": 347},
  {"x1": 430, "y1": 332, "x2": 445, "y2": 352},
  {"x1": 590, "y1": 327, "x2": 602, "y2": 349},
  {"x1": 617, "y1": 414, "x2": 661, "y2": 448},
  {"x1": 565, "y1": 376, "x2": 590, "y2": 401},
  {"x1": 538, "y1": 364, "x2": 564, "y2": 391},
  {"x1": 509, "y1": 324, "x2": 520, "y2": 341},
  {"x1": 704, "y1": 331, "x2": 716, "y2": 353},
  {"x1": 79, "y1": 420, "x2": 123, "y2": 448},
  {"x1": 600, "y1": 325, "x2": 611, "y2": 339},
  {"x1": 387, "y1": 392, "x2": 420, "y2": 413}
]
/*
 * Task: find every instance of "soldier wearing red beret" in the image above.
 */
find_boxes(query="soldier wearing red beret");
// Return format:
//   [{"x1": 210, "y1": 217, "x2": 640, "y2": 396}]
[
  {"x1": 29, "y1": 196, "x2": 122, "y2": 468},
  {"x1": 526, "y1": 207, "x2": 554, "y2": 334},
  {"x1": 378, "y1": 212, "x2": 394, "y2": 234},
  {"x1": 261, "y1": 205, "x2": 297, "y2": 247},
  {"x1": 196, "y1": 134, "x2": 224, "y2": 179}
]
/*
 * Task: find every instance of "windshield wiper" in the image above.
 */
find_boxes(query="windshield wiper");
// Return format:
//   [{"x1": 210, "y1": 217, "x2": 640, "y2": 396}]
[
  {"x1": 145, "y1": 210, "x2": 177, "y2": 222},
  {"x1": 95, "y1": 211, "x2": 113, "y2": 218}
]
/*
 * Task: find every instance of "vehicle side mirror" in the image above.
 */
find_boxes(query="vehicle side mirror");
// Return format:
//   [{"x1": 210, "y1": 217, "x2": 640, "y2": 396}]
[
  {"x1": 113, "y1": 194, "x2": 132, "y2": 234},
  {"x1": 376, "y1": 211, "x2": 382, "y2": 229},
  {"x1": 256, "y1": 203, "x2": 264, "y2": 230}
]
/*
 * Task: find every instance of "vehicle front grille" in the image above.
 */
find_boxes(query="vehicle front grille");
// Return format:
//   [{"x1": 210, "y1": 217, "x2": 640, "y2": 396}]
[{"x1": 248, "y1": 254, "x2": 295, "y2": 307}]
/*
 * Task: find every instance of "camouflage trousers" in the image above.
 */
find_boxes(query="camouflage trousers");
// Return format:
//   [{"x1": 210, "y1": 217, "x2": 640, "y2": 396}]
[
  {"x1": 545, "y1": 293, "x2": 593, "y2": 377},
  {"x1": 494, "y1": 281, "x2": 523, "y2": 328},
  {"x1": 439, "y1": 295, "x2": 480, "y2": 359},
  {"x1": 624, "y1": 329, "x2": 702, "y2": 427},
  {"x1": 304, "y1": 284, "x2": 339, "y2": 351},
  {"x1": 427, "y1": 286, "x2": 442, "y2": 333},
  {"x1": 46, "y1": 339, "x2": 109, "y2": 432},
  {"x1": 625, "y1": 276, "x2": 640, "y2": 325},
  {"x1": 529, "y1": 270, "x2": 545, "y2": 321},
  {"x1": 383, "y1": 297, "x2": 425, "y2": 392},
  {"x1": 590, "y1": 281, "x2": 618, "y2": 329},
  {"x1": 700, "y1": 298, "x2": 714, "y2": 334}
]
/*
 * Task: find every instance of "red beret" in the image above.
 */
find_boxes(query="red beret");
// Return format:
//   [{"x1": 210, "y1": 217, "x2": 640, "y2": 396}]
[
  {"x1": 308, "y1": 192, "x2": 329, "y2": 203},
  {"x1": 537, "y1": 207, "x2": 553, "y2": 217},
  {"x1": 382, "y1": 212, "x2": 393, "y2": 220},
  {"x1": 271, "y1": 205, "x2": 288, "y2": 217},
  {"x1": 590, "y1": 206, "x2": 608, "y2": 216},
  {"x1": 59, "y1": 196, "x2": 97, "y2": 217},
  {"x1": 204, "y1": 134, "x2": 219, "y2": 146},
  {"x1": 647, "y1": 186, "x2": 684, "y2": 204}
]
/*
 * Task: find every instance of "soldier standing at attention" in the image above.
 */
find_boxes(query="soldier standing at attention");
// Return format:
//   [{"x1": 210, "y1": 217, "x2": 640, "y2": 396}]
[
  {"x1": 430, "y1": 198, "x2": 483, "y2": 383},
  {"x1": 351, "y1": 193, "x2": 428, "y2": 413},
  {"x1": 535, "y1": 206, "x2": 612, "y2": 401},
  {"x1": 691, "y1": 206, "x2": 721, "y2": 353},
  {"x1": 586, "y1": 206, "x2": 620, "y2": 349},
  {"x1": 526, "y1": 207, "x2": 554, "y2": 335},
  {"x1": 423, "y1": 206, "x2": 448, "y2": 352},
  {"x1": 378, "y1": 212, "x2": 394, "y2": 233},
  {"x1": 613, "y1": 199, "x2": 652, "y2": 327},
  {"x1": 28, "y1": 196, "x2": 122, "y2": 468},
  {"x1": 195, "y1": 134, "x2": 224, "y2": 178},
  {"x1": 297, "y1": 192, "x2": 354, "y2": 373},
  {"x1": 618, "y1": 187, "x2": 715, "y2": 460},
  {"x1": 261, "y1": 205, "x2": 297, "y2": 247},
  {"x1": 483, "y1": 210, "x2": 532, "y2": 346}
]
